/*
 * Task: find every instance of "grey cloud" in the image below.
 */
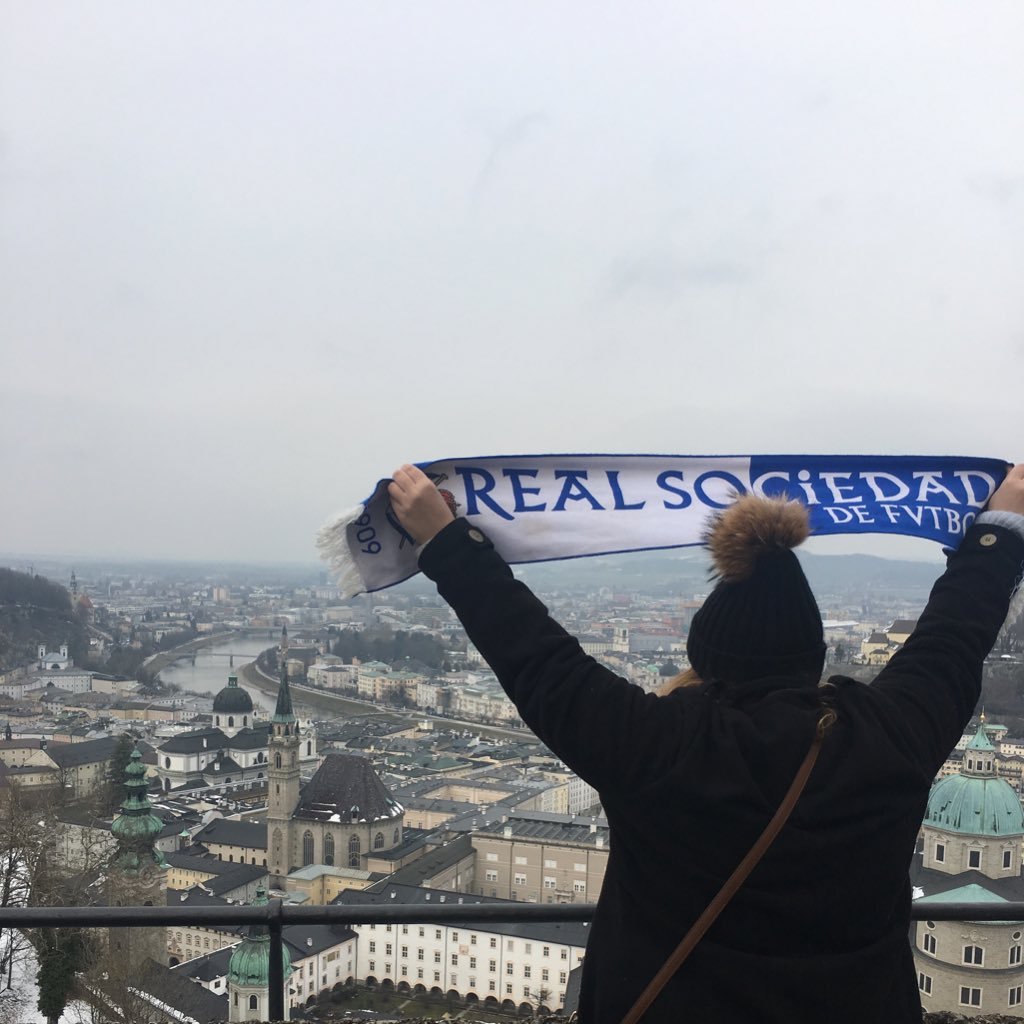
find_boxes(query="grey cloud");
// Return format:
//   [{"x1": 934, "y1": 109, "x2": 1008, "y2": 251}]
[
  {"x1": 967, "y1": 174, "x2": 1024, "y2": 206},
  {"x1": 470, "y1": 112, "x2": 548, "y2": 209},
  {"x1": 601, "y1": 248, "x2": 755, "y2": 301}
]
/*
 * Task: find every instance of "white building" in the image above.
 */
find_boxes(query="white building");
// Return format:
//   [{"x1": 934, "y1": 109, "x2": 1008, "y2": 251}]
[{"x1": 335, "y1": 882, "x2": 588, "y2": 1015}]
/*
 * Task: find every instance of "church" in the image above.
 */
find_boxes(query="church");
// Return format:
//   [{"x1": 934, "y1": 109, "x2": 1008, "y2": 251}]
[
  {"x1": 262, "y1": 656, "x2": 405, "y2": 886},
  {"x1": 912, "y1": 721, "x2": 1024, "y2": 1016},
  {"x1": 155, "y1": 671, "x2": 318, "y2": 792}
]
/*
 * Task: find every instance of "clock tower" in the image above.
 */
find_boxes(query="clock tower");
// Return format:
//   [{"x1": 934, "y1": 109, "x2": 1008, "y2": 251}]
[{"x1": 267, "y1": 638, "x2": 300, "y2": 888}]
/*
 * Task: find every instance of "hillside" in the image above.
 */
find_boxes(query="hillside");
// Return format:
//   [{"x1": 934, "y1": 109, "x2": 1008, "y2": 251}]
[{"x1": 0, "y1": 568, "x2": 91, "y2": 671}]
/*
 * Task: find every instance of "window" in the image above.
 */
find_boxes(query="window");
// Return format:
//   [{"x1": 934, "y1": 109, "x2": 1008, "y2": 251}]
[
  {"x1": 964, "y1": 945, "x2": 984, "y2": 965},
  {"x1": 451, "y1": 954, "x2": 459, "y2": 966},
  {"x1": 560, "y1": 971, "x2": 567, "y2": 984},
  {"x1": 490, "y1": 937, "x2": 497, "y2": 948},
  {"x1": 374, "y1": 831, "x2": 384, "y2": 849},
  {"x1": 969, "y1": 849, "x2": 982, "y2": 869},
  {"x1": 525, "y1": 943, "x2": 532, "y2": 954},
  {"x1": 923, "y1": 934, "x2": 936, "y2": 955},
  {"x1": 435, "y1": 930, "x2": 442, "y2": 940},
  {"x1": 417, "y1": 948, "x2": 424, "y2": 961},
  {"x1": 544, "y1": 859, "x2": 557, "y2": 868},
  {"x1": 434, "y1": 952, "x2": 441, "y2": 963},
  {"x1": 471, "y1": 934, "x2": 477, "y2": 945},
  {"x1": 324, "y1": 833, "x2": 334, "y2": 865},
  {"x1": 486, "y1": 853, "x2": 498, "y2": 862},
  {"x1": 348, "y1": 834, "x2": 360, "y2": 867},
  {"x1": 489, "y1": 980, "x2": 496, "y2": 991},
  {"x1": 935, "y1": 843, "x2": 945, "y2": 863},
  {"x1": 1011, "y1": 986, "x2": 1023, "y2": 1007},
  {"x1": 574, "y1": 862, "x2": 586, "y2": 872},
  {"x1": 368, "y1": 960, "x2": 375, "y2": 972},
  {"x1": 515, "y1": 856, "x2": 527, "y2": 865},
  {"x1": 918, "y1": 973, "x2": 932, "y2": 995},
  {"x1": 401, "y1": 945, "x2": 407, "y2": 958},
  {"x1": 1011, "y1": 945, "x2": 1022, "y2": 966},
  {"x1": 1005, "y1": 850, "x2": 1013, "y2": 869},
  {"x1": 489, "y1": 960, "x2": 497, "y2": 972},
  {"x1": 506, "y1": 983, "x2": 513, "y2": 995},
  {"x1": 542, "y1": 946, "x2": 550, "y2": 957},
  {"x1": 369, "y1": 942, "x2": 376, "y2": 954},
  {"x1": 506, "y1": 963, "x2": 514, "y2": 975},
  {"x1": 434, "y1": 971, "x2": 440, "y2": 982},
  {"x1": 302, "y1": 830, "x2": 314, "y2": 866},
  {"x1": 561, "y1": 949, "x2": 568, "y2": 960},
  {"x1": 544, "y1": 877, "x2": 557, "y2": 889},
  {"x1": 524, "y1": 966, "x2": 532, "y2": 978},
  {"x1": 452, "y1": 932, "x2": 458, "y2": 942},
  {"x1": 514, "y1": 873, "x2": 527, "y2": 886},
  {"x1": 249, "y1": 995, "x2": 258, "y2": 1010},
  {"x1": 960, "y1": 987, "x2": 982, "y2": 1008},
  {"x1": 574, "y1": 880, "x2": 586, "y2": 893},
  {"x1": 542, "y1": 968, "x2": 549, "y2": 981},
  {"x1": 386, "y1": 943, "x2": 392, "y2": 955},
  {"x1": 470, "y1": 957, "x2": 477, "y2": 969}
]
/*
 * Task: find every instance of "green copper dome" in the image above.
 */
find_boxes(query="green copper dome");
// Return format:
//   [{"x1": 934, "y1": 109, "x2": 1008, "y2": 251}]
[
  {"x1": 228, "y1": 887, "x2": 292, "y2": 988},
  {"x1": 110, "y1": 746, "x2": 168, "y2": 874},
  {"x1": 924, "y1": 773, "x2": 1024, "y2": 837}
]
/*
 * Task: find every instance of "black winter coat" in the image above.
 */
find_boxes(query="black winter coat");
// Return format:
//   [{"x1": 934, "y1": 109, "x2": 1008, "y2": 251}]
[{"x1": 419, "y1": 518, "x2": 1024, "y2": 1023}]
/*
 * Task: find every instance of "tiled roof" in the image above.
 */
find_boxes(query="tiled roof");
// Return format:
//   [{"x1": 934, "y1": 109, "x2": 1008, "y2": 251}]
[
  {"x1": 334, "y1": 881, "x2": 590, "y2": 946},
  {"x1": 158, "y1": 725, "x2": 269, "y2": 754},
  {"x1": 193, "y1": 819, "x2": 268, "y2": 851},
  {"x1": 388, "y1": 835, "x2": 473, "y2": 885},
  {"x1": 46, "y1": 736, "x2": 122, "y2": 768},
  {"x1": 293, "y1": 753, "x2": 403, "y2": 824}
]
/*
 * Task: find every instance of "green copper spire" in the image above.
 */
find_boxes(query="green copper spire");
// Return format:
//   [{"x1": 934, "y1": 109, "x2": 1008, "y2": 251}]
[
  {"x1": 272, "y1": 649, "x2": 296, "y2": 725},
  {"x1": 110, "y1": 746, "x2": 168, "y2": 874},
  {"x1": 228, "y1": 886, "x2": 292, "y2": 987}
]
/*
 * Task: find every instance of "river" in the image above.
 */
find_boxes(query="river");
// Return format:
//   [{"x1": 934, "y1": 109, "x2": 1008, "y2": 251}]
[{"x1": 157, "y1": 636, "x2": 277, "y2": 713}]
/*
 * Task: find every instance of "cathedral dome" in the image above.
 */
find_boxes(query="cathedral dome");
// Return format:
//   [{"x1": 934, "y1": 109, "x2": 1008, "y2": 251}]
[
  {"x1": 228, "y1": 888, "x2": 291, "y2": 987},
  {"x1": 924, "y1": 773, "x2": 1024, "y2": 837},
  {"x1": 213, "y1": 674, "x2": 253, "y2": 715}
]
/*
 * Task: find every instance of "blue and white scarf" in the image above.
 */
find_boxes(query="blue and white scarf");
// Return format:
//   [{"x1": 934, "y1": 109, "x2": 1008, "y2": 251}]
[{"x1": 317, "y1": 454, "x2": 1009, "y2": 598}]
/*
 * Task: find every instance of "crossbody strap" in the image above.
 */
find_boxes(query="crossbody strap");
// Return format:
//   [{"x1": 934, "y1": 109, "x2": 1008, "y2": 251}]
[{"x1": 620, "y1": 731, "x2": 824, "y2": 1024}]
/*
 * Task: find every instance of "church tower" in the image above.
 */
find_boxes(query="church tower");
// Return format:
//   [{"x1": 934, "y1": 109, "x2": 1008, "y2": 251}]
[
  {"x1": 107, "y1": 746, "x2": 169, "y2": 966},
  {"x1": 267, "y1": 634, "x2": 300, "y2": 888},
  {"x1": 227, "y1": 886, "x2": 292, "y2": 1021}
]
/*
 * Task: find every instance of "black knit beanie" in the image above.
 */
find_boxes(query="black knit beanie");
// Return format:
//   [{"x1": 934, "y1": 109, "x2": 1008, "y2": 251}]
[{"x1": 686, "y1": 494, "x2": 826, "y2": 684}]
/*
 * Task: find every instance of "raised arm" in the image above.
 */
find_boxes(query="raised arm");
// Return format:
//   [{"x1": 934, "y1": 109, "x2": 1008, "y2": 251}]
[{"x1": 870, "y1": 465, "x2": 1024, "y2": 773}]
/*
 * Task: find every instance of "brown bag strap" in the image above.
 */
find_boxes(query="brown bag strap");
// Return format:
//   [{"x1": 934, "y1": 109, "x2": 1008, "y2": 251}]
[{"x1": 620, "y1": 731, "x2": 824, "y2": 1024}]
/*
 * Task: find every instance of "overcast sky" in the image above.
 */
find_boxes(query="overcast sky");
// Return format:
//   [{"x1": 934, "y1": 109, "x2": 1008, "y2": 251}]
[{"x1": 2, "y1": 2, "x2": 1022, "y2": 566}]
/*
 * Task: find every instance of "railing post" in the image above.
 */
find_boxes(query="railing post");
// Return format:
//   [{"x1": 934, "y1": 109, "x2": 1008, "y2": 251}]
[{"x1": 268, "y1": 897, "x2": 284, "y2": 1021}]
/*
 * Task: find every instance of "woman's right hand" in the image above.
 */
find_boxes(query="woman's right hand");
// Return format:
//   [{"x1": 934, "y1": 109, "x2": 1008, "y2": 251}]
[{"x1": 388, "y1": 464, "x2": 456, "y2": 545}]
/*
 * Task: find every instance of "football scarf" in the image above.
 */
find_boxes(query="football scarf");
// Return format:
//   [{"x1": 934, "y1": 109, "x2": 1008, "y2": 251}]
[{"x1": 317, "y1": 454, "x2": 1009, "y2": 597}]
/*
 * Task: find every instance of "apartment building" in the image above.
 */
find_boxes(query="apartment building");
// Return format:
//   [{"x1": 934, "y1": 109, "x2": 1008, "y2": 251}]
[{"x1": 471, "y1": 813, "x2": 609, "y2": 905}]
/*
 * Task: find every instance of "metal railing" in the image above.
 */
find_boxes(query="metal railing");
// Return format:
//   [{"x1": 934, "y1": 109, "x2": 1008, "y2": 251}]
[{"x1": 2, "y1": 900, "x2": 1019, "y2": 1020}]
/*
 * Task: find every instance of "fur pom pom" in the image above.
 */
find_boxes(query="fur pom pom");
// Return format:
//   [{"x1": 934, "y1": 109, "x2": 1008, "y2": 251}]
[{"x1": 705, "y1": 493, "x2": 811, "y2": 582}]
